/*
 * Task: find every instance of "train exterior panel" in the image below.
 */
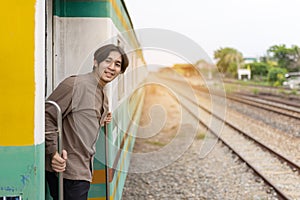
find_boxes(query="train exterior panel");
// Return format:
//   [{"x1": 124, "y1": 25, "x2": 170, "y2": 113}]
[
  {"x1": 0, "y1": 1, "x2": 45, "y2": 199},
  {"x1": 0, "y1": 0, "x2": 147, "y2": 199}
]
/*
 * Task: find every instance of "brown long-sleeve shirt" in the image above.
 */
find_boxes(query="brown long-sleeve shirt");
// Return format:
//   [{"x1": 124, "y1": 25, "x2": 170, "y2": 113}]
[{"x1": 45, "y1": 72, "x2": 108, "y2": 182}]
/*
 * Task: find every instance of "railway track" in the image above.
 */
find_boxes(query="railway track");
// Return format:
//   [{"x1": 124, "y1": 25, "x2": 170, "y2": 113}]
[
  {"x1": 236, "y1": 93, "x2": 300, "y2": 109},
  {"x1": 226, "y1": 94, "x2": 300, "y2": 121},
  {"x1": 157, "y1": 73, "x2": 300, "y2": 121},
  {"x1": 223, "y1": 79, "x2": 300, "y2": 96},
  {"x1": 154, "y1": 75, "x2": 300, "y2": 200},
  {"x1": 192, "y1": 85, "x2": 300, "y2": 121}
]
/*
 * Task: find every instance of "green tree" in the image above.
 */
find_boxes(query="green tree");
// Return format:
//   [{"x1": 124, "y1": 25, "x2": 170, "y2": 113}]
[
  {"x1": 214, "y1": 47, "x2": 244, "y2": 77},
  {"x1": 267, "y1": 67, "x2": 287, "y2": 86},
  {"x1": 227, "y1": 62, "x2": 238, "y2": 78},
  {"x1": 249, "y1": 62, "x2": 269, "y2": 77},
  {"x1": 289, "y1": 45, "x2": 300, "y2": 71},
  {"x1": 267, "y1": 44, "x2": 300, "y2": 72}
]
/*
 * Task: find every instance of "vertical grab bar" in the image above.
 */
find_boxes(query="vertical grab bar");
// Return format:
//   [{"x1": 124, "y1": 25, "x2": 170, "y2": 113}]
[
  {"x1": 45, "y1": 100, "x2": 63, "y2": 200},
  {"x1": 104, "y1": 122, "x2": 110, "y2": 200}
]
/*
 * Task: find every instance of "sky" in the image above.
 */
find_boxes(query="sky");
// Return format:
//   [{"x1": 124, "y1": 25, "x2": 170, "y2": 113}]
[{"x1": 124, "y1": 0, "x2": 300, "y2": 67}]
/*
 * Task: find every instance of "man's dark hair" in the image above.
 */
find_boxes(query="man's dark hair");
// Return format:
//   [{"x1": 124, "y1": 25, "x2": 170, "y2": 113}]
[{"x1": 93, "y1": 44, "x2": 129, "y2": 73}]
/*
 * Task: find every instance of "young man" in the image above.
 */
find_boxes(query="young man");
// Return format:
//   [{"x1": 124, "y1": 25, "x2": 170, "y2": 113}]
[{"x1": 45, "y1": 44, "x2": 129, "y2": 200}]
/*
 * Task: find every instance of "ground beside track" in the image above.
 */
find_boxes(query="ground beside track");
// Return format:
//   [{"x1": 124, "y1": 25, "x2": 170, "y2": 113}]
[{"x1": 122, "y1": 73, "x2": 277, "y2": 200}]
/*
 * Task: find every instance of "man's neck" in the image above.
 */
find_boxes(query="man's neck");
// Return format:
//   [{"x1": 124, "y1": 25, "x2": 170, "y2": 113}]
[{"x1": 92, "y1": 71, "x2": 107, "y2": 87}]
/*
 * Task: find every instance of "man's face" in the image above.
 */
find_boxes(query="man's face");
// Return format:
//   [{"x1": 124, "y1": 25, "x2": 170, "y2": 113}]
[{"x1": 95, "y1": 51, "x2": 122, "y2": 84}]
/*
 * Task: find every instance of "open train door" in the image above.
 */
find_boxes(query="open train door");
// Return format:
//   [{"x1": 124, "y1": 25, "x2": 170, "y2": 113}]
[
  {"x1": 45, "y1": 1, "x2": 54, "y2": 199},
  {"x1": 45, "y1": 1, "x2": 112, "y2": 199}
]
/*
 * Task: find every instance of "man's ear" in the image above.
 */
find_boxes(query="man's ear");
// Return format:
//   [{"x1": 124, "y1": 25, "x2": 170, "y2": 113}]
[{"x1": 93, "y1": 60, "x2": 98, "y2": 67}]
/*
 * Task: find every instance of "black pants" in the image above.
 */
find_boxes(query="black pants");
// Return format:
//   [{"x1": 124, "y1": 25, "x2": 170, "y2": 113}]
[{"x1": 46, "y1": 171, "x2": 90, "y2": 200}]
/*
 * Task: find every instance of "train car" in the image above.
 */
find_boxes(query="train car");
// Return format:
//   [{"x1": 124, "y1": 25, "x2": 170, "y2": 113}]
[{"x1": 0, "y1": 0, "x2": 147, "y2": 200}]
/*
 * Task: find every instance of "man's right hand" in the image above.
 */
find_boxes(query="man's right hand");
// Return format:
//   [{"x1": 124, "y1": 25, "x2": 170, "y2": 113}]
[{"x1": 51, "y1": 150, "x2": 68, "y2": 172}]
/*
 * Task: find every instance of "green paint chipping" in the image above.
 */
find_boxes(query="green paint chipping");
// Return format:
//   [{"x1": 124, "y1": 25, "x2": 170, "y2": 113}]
[{"x1": 0, "y1": 144, "x2": 44, "y2": 199}]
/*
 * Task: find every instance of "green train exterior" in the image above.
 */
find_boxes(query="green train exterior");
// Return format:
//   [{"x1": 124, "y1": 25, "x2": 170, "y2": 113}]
[{"x1": 0, "y1": 0, "x2": 147, "y2": 199}]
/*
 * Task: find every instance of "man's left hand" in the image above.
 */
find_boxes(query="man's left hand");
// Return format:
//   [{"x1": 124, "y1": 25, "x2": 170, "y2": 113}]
[{"x1": 105, "y1": 112, "x2": 112, "y2": 124}]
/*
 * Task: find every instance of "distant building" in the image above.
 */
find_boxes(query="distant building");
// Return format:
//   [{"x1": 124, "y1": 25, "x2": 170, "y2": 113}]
[
  {"x1": 237, "y1": 57, "x2": 257, "y2": 80},
  {"x1": 238, "y1": 68, "x2": 251, "y2": 80},
  {"x1": 244, "y1": 57, "x2": 258, "y2": 64}
]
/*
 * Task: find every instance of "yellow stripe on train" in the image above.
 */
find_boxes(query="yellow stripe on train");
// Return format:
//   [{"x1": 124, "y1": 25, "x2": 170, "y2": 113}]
[{"x1": 0, "y1": 1, "x2": 35, "y2": 146}]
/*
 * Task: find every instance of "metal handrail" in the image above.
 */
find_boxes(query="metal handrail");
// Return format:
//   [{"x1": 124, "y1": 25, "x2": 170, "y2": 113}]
[
  {"x1": 45, "y1": 100, "x2": 63, "y2": 200},
  {"x1": 104, "y1": 122, "x2": 110, "y2": 200}
]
